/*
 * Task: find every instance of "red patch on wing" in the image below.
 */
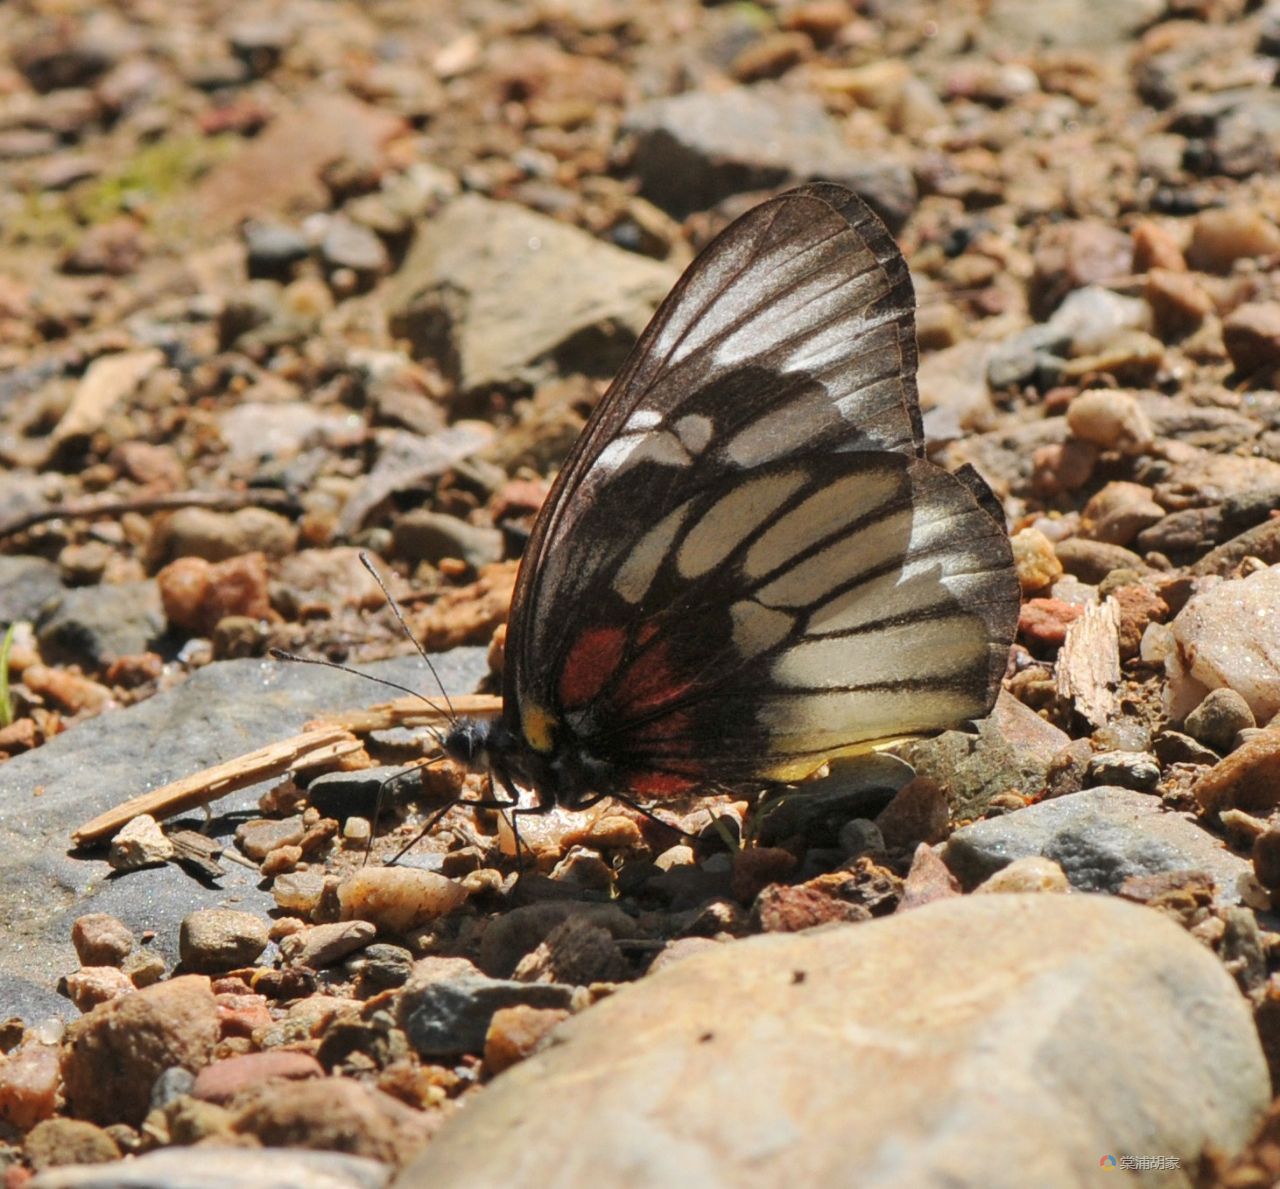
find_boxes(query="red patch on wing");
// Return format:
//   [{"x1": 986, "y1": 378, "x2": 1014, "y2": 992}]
[
  {"x1": 612, "y1": 639, "x2": 696, "y2": 716},
  {"x1": 558, "y1": 626, "x2": 627, "y2": 708},
  {"x1": 625, "y1": 770, "x2": 699, "y2": 799}
]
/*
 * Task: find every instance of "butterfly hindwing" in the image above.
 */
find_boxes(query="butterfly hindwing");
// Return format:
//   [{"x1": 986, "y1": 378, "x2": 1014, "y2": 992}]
[{"x1": 528, "y1": 451, "x2": 1018, "y2": 792}]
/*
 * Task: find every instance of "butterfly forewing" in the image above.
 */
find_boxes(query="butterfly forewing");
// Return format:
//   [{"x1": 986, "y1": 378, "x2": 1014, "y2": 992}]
[{"x1": 501, "y1": 184, "x2": 1018, "y2": 798}]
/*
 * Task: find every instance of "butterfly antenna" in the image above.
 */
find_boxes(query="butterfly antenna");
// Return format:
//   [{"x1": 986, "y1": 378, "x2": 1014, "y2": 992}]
[
  {"x1": 358, "y1": 551, "x2": 458, "y2": 726},
  {"x1": 267, "y1": 649, "x2": 447, "y2": 749}
]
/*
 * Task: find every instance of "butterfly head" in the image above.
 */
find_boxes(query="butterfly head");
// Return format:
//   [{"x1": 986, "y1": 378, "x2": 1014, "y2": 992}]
[{"x1": 441, "y1": 717, "x2": 503, "y2": 771}]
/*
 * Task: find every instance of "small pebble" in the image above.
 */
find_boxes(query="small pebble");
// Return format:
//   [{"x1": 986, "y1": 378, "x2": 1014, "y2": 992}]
[
  {"x1": 1078, "y1": 482, "x2": 1164, "y2": 547},
  {"x1": 179, "y1": 910, "x2": 269, "y2": 974},
  {"x1": 343, "y1": 816, "x2": 372, "y2": 846},
  {"x1": 973, "y1": 857, "x2": 1071, "y2": 894},
  {"x1": 1065, "y1": 389, "x2": 1153, "y2": 454},
  {"x1": 108, "y1": 814, "x2": 174, "y2": 871},
  {"x1": 349, "y1": 943, "x2": 415, "y2": 991},
  {"x1": 1186, "y1": 207, "x2": 1280, "y2": 273},
  {"x1": 235, "y1": 815, "x2": 306, "y2": 860},
  {"x1": 62, "y1": 966, "x2": 136, "y2": 1012},
  {"x1": 484, "y1": 1005, "x2": 569, "y2": 1076},
  {"x1": 279, "y1": 920, "x2": 376, "y2": 968},
  {"x1": 191, "y1": 1051, "x2": 324, "y2": 1105},
  {"x1": 1085, "y1": 750, "x2": 1161, "y2": 792},
  {"x1": 1252, "y1": 828, "x2": 1280, "y2": 892},
  {"x1": 0, "y1": 1044, "x2": 60, "y2": 1129},
  {"x1": 1185, "y1": 688, "x2": 1257, "y2": 753},
  {"x1": 272, "y1": 870, "x2": 327, "y2": 915},
  {"x1": 1010, "y1": 527, "x2": 1063, "y2": 594},
  {"x1": 1223, "y1": 302, "x2": 1280, "y2": 375},
  {"x1": 259, "y1": 844, "x2": 303, "y2": 876},
  {"x1": 337, "y1": 866, "x2": 468, "y2": 933},
  {"x1": 24, "y1": 1117, "x2": 120, "y2": 1170},
  {"x1": 71, "y1": 914, "x2": 134, "y2": 967}
]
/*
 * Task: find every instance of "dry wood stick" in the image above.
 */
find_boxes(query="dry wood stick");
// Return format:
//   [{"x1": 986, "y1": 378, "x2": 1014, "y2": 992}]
[{"x1": 72, "y1": 724, "x2": 360, "y2": 846}]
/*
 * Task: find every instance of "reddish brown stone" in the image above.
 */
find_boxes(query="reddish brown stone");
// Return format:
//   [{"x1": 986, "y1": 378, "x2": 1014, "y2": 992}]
[
  {"x1": 484, "y1": 1006, "x2": 569, "y2": 1077},
  {"x1": 1019, "y1": 598, "x2": 1085, "y2": 650},
  {"x1": 192, "y1": 1051, "x2": 324, "y2": 1104}
]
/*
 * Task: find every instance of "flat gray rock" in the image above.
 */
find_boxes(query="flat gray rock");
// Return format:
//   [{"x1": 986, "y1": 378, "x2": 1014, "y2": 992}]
[
  {"x1": 386, "y1": 194, "x2": 677, "y2": 394},
  {"x1": 624, "y1": 86, "x2": 915, "y2": 228},
  {"x1": 0, "y1": 647, "x2": 487, "y2": 1023},
  {"x1": 942, "y1": 786, "x2": 1255, "y2": 901},
  {"x1": 397, "y1": 895, "x2": 1267, "y2": 1189},
  {"x1": 899, "y1": 690, "x2": 1069, "y2": 820}
]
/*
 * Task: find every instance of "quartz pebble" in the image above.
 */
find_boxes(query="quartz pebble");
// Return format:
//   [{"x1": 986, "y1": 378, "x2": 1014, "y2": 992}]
[
  {"x1": 1158, "y1": 566, "x2": 1280, "y2": 724},
  {"x1": 108, "y1": 814, "x2": 174, "y2": 871},
  {"x1": 337, "y1": 866, "x2": 468, "y2": 933},
  {"x1": 1065, "y1": 389, "x2": 1153, "y2": 454},
  {"x1": 973, "y1": 856, "x2": 1070, "y2": 894}
]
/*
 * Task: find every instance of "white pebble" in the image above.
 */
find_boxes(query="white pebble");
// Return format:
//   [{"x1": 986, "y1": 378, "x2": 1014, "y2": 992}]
[
  {"x1": 337, "y1": 866, "x2": 467, "y2": 933},
  {"x1": 108, "y1": 814, "x2": 174, "y2": 871}
]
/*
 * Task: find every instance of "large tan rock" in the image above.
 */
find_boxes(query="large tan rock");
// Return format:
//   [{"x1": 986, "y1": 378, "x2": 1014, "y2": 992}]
[{"x1": 398, "y1": 895, "x2": 1266, "y2": 1189}]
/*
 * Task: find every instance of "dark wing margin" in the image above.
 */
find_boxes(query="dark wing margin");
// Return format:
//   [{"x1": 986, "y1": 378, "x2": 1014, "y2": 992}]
[{"x1": 506, "y1": 185, "x2": 927, "y2": 725}]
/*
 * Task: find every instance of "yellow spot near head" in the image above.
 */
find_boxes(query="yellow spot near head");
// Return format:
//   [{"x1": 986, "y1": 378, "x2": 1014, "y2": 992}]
[{"x1": 522, "y1": 701, "x2": 558, "y2": 754}]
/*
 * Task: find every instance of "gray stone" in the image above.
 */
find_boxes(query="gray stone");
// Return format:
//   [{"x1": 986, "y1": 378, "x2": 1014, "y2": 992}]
[
  {"x1": 387, "y1": 195, "x2": 676, "y2": 395},
  {"x1": 986, "y1": 329, "x2": 1050, "y2": 391},
  {"x1": 1185, "y1": 688, "x2": 1257, "y2": 753},
  {"x1": 624, "y1": 86, "x2": 915, "y2": 228},
  {"x1": 979, "y1": 0, "x2": 1164, "y2": 51},
  {"x1": 399, "y1": 895, "x2": 1267, "y2": 1188},
  {"x1": 0, "y1": 647, "x2": 487, "y2": 1022},
  {"x1": 349, "y1": 943, "x2": 414, "y2": 990},
  {"x1": 29, "y1": 1145, "x2": 391, "y2": 1188},
  {"x1": 35, "y1": 581, "x2": 164, "y2": 667},
  {"x1": 898, "y1": 690, "x2": 1069, "y2": 820},
  {"x1": 1085, "y1": 750, "x2": 1161, "y2": 792},
  {"x1": 942, "y1": 787, "x2": 1256, "y2": 901},
  {"x1": 397, "y1": 963, "x2": 578, "y2": 1057},
  {"x1": 391, "y1": 510, "x2": 504, "y2": 569},
  {"x1": 242, "y1": 220, "x2": 311, "y2": 279},
  {"x1": 322, "y1": 215, "x2": 390, "y2": 275},
  {"x1": 0, "y1": 555, "x2": 64, "y2": 624},
  {"x1": 306, "y1": 765, "x2": 423, "y2": 822}
]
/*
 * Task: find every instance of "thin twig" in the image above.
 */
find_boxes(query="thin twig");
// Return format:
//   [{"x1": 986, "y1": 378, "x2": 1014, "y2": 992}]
[
  {"x1": 304, "y1": 693, "x2": 502, "y2": 734},
  {"x1": 71, "y1": 725, "x2": 360, "y2": 846},
  {"x1": 0, "y1": 488, "x2": 300, "y2": 540}
]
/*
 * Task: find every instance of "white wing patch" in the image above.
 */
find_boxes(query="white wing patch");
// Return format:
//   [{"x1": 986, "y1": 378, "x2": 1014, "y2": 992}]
[
  {"x1": 760, "y1": 685, "x2": 979, "y2": 753},
  {"x1": 756, "y1": 506, "x2": 914, "y2": 609},
  {"x1": 744, "y1": 468, "x2": 901, "y2": 580},
  {"x1": 730, "y1": 600, "x2": 794, "y2": 658},
  {"x1": 674, "y1": 414, "x2": 713, "y2": 453},
  {"x1": 677, "y1": 470, "x2": 808, "y2": 580},
  {"x1": 772, "y1": 612, "x2": 987, "y2": 691},
  {"x1": 593, "y1": 428, "x2": 692, "y2": 477},
  {"x1": 613, "y1": 500, "x2": 693, "y2": 604}
]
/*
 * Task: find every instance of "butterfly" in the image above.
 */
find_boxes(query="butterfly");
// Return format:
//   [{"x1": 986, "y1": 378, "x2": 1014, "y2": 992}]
[{"x1": 438, "y1": 182, "x2": 1020, "y2": 822}]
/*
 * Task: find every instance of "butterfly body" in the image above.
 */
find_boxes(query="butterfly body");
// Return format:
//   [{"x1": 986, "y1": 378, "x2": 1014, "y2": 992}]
[{"x1": 440, "y1": 184, "x2": 1020, "y2": 818}]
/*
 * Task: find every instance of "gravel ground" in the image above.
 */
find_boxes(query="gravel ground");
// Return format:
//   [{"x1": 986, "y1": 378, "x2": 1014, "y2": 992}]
[{"x1": 4, "y1": 0, "x2": 1280, "y2": 1185}]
